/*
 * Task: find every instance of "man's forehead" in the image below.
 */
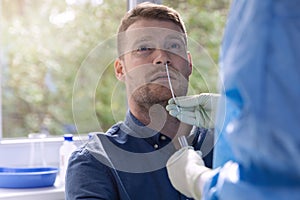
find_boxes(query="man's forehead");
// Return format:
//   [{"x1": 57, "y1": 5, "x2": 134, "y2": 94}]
[
  {"x1": 132, "y1": 34, "x2": 184, "y2": 44},
  {"x1": 124, "y1": 27, "x2": 184, "y2": 39}
]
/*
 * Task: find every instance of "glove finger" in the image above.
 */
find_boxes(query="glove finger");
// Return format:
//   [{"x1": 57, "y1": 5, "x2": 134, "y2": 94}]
[
  {"x1": 166, "y1": 104, "x2": 178, "y2": 111},
  {"x1": 170, "y1": 94, "x2": 220, "y2": 109},
  {"x1": 176, "y1": 115, "x2": 199, "y2": 126},
  {"x1": 168, "y1": 109, "x2": 199, "y2": 126},
  {"x1": 177, "y1": 93, "x2": 219, "y2": 110},
  {"x1": 172, "y1": 108, "x2": 209, "y2": 128},
  {"x1": 168, "y1": 98, "x2": 175, "y2": 105},
  {"x1": 173, "y1": 95, "x2": 201, "y2": 107},
  {"x1": 178, "y1": 110, "x2": 197, "y2": 118},
  {"x1": 167, "y1": 104, "x2": 196, "y2": 112},
  {"x1": 180, "y1": 107, "x2": 195, "y2": 112},
  {"x1": 167, "y1": 107, "x2": 195, "y2": 117},
  {"x1": 170, "y1": 109, "x2": 198, "y2": 121},
  {"x1": 169, "y1": 109, "x2": 179, "y2": 118}
]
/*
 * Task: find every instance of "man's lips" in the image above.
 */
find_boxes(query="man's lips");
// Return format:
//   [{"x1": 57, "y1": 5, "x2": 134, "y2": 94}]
[{"x1": 151, "y1": 73, "x2": 175, "y2": 82}]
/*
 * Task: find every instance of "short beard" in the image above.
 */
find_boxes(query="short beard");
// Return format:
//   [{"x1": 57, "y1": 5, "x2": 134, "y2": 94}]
[{"x1": 131, "y1": 84, "x2": 172, "y2": 109}]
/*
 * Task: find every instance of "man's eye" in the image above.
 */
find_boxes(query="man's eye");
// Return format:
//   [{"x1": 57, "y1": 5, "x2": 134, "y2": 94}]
[
  {"x1": 166, "y1": 41, "x2": 186, "y2": 55},
  {"x1": 169, "y1": 43, "x2": 181, "y2": 49},
  {"x1": 132, "y1": 46, "x2": 155, "y2": 56},
  {"x1": 136, "y1": 46, "x2": 154, "y2": 52},
  {"x1": 168, "y1": 42, "x2": 182, "y2": 51}
]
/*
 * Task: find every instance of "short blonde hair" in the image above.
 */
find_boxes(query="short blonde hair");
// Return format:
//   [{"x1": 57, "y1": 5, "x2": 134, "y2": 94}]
[{"x1": 117, "y1": 2, "x2": 187, "y2": 57}]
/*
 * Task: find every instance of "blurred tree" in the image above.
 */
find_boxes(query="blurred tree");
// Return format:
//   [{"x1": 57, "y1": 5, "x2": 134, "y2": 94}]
[
  {"x1": 1, "y1": 0, "x2": 230, "y2": 138},
  {"x1": 1, "y1": 0, "x2": 126, "y2": 137}
]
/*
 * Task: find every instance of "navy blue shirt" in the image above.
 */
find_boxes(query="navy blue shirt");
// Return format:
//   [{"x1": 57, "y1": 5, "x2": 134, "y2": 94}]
[{"x1": 66, "y1": 111, "x2": 213, "y2": 200}]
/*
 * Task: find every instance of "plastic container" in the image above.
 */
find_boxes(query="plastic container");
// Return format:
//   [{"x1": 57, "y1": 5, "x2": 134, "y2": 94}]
[
  {"x1": 59, "y1": 134, "x2": 77, "y2": 184},
  {"x1": 0, "y1": 167, "x2": 58, "y2": 188},
  {"x1": 28, "y1": 133, "x2": 47, "y2": 167}
]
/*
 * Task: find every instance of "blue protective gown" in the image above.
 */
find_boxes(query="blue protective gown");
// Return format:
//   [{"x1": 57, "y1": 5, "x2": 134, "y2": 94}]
[{"x1": 208, "y1": 0, "x2": 300, "y2": 199}]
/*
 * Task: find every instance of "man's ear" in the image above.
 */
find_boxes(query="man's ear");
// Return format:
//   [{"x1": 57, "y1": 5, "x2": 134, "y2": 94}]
[
  {"x1": 114, "y1": 58, "x2": 125, "y2": 81},
  {"x1": 187, "y1": 52, "x2": 193, "y2": 76}
]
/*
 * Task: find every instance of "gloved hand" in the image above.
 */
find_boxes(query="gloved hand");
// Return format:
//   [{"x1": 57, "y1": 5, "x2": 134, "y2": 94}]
[
  {"x1": 166, "y1": 146, "x2": 212, "y2": 200},
  {"x1": 166, "y1": 93, "x2": 220, "y2": 128}
]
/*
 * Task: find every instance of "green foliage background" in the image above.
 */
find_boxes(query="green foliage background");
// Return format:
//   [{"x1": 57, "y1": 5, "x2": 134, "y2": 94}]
[{"x1": 1, "y1": 0, "x2": 230, "y2": 138}]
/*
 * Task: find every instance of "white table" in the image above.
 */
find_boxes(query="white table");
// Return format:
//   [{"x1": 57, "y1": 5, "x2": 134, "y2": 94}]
[{"x1": 0, "y1": 177, "x2": 65, "y2": 200}]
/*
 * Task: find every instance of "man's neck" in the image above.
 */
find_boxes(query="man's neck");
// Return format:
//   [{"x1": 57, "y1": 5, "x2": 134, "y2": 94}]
[{"x1": 129, "y1": 103, "x2": 192, "y2": 139}]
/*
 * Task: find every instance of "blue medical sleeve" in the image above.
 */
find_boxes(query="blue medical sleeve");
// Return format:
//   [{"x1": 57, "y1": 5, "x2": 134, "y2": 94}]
[{"x1": 209, "y1": 0, "x2": 300, "y2": 199}]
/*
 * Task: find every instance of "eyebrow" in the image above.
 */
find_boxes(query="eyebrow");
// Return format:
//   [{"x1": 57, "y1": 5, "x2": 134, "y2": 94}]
[
  {"x1": 131, "y1": 34, "x2": 185, "y2": 45},
  {"x1": 130, "y1": 35, "x2": 155, "y2": 47},
  {"x1": 165, "y1": 34, "x2": 186, "y2": 44}
]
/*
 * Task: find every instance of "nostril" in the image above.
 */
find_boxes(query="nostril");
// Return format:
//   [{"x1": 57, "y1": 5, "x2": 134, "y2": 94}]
[{"x1": 155, "y1": 61, "x2": 171, "y2": 65}]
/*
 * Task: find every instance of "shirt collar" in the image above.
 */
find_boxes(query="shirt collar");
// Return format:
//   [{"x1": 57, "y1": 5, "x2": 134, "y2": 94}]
[
  {"x1": 121, "y1": 110, "x2": 171, "y2": 148},
  {"x1": 122, "y1": 111, "x2": 157, "y2": 137},
  {"x1": 121, "y1": 110, "x2": 200, "y2": 149}
]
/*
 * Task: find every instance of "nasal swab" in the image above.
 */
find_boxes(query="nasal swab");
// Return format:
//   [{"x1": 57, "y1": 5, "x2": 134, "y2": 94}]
[
  {"x1": 165, "y1": 63, "x2": 180, "y2": 112},
  {"x1": 165, "y1": 63, "x2": 188, "y2": 148},
  {"x1": 165, "y1": 63, "x2": 176, "y2": 101}
]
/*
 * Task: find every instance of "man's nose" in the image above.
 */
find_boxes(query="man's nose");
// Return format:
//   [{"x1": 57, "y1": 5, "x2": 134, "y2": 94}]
[{"x1": 153, "y1": 49, "x2": 171, "y2": 65}]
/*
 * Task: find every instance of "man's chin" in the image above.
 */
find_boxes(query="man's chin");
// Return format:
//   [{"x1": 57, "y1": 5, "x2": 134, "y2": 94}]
[
  {"x1": 134, "y1": 96, "x2": 171, "y2": 106},
  {"x1": 131, "y1": 88, "x2": 171, "y2": 105}
]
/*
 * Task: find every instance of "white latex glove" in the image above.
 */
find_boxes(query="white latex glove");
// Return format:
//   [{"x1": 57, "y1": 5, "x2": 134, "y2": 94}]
[
  {"x1": 166, "y1": 93, "x2": 220, "y2": 129},
  {"x1": 166, "y1": 146, "x2": 212, "y2": 200}
]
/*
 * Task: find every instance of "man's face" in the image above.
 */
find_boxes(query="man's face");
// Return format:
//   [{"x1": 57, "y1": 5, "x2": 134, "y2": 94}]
[{"x1": 115, "y1": 19, "x2": 192, "y2": 106}]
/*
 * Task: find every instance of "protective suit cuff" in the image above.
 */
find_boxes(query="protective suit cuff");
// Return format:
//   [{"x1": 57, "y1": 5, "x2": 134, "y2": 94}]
[{"x1": 190, "y1": 166, "x2": 212, "y2": 200}]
